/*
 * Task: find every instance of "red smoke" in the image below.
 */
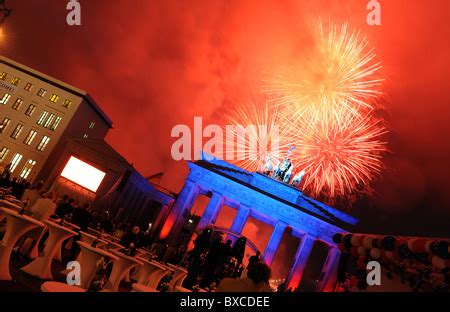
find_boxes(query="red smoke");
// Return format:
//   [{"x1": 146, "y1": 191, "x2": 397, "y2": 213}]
[{"x1": 3, "y1": 0, "x2": 450, "y2": 236}]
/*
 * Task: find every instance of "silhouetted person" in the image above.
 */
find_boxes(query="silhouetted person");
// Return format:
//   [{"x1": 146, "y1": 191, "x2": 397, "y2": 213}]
[
  {"x1": 232, "y1": 237, "x2": 247, "y2": 264},
  {"x1": 190, "y1": 228, "x2": 212, "y2": 262},
  {"x1": 200, "y1": 235, "x2": 225, "y2": 288},
  {"x1": 99, "y1": 211, "x2": 114, "y2": 233},
  {"x1": 55, "y1": 198, "x2": 75, "y2": 219},
  {"x1": 248, "y1": 251, "x2": 262, "y2": 268},
  {"x1": 69, "y1": 204, "x2": 93, "y2": 260},
  {"x1": 120, "y1": 226, "x2": 141, "y2": 248},
  {"x1": 71, "y1": 203, "x2": 93, "y2": 231}
]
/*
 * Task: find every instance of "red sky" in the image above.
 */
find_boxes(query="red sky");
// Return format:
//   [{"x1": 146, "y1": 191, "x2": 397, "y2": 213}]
[{"x1": 2, "y1": 0, "x2": 450, "y2": 236}]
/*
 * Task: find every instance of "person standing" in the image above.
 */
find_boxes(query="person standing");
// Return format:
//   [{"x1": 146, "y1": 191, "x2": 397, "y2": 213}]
[
  {"x1": 30, "y1": 191, "x2": 57, "y2": 221},
  {"x1": 69, "y1": 203, "x2": 93, "y2": 260},
  {"x1": 55, "y1": 197, "x2": 75, "y2": 219},
  {"x1": 21, "y1": 181, "x2": 44, "y2": 210}
]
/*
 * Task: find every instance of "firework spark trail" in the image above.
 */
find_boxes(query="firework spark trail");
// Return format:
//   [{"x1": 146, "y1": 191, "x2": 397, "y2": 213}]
[
  {"x1": 262, "y1": 20, "x2": 384, "y2": 126},
  {"x1": 291, "y1": 111, "x2": 387, "y2": 197},
  {"x1": 223, "y1": 102, "x2": 291, "y2": 172},
  {"x1": 224, "y1": 20, "x2": 388, "y2": 203}
]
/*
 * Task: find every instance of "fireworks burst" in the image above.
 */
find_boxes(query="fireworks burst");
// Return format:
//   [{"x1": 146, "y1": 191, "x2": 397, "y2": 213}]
[
  {"x1": 262, "y1": 20, "x2": 384, "y2": 126},
  {"x1": 223, "y1": 102, "x2": 291, "y2": 172},
  {"x1": 224, "y1": 20, "x2": 388, "y2": 205},
  {"x1": 291, "y1": 111, "x2": 387, "y2": 198}
]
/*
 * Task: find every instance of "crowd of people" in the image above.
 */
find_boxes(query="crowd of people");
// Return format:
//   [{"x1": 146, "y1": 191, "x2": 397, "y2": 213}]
[
  {"x1": 2, "y1": 167, "x2": 278, "y2": 292},
  {"x1": 0, "y1": 167, "x2": 155, "y2": 262},
  {"x1": 177, "y1": 228, "x2": 273, "y2": 292}
]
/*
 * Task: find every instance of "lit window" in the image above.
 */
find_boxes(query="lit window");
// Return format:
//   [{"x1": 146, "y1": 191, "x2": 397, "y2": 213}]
[
  {"x1": 23, "y1": 130, "x2": 37, "y2": 145},
  {"x1": 0, "y1": 72, "x2": 6, "y2": 80},
  {"x1": 37, "y1": 110, "x2": 49, "y2": 125},
  {"x1": 10, "y1": 124, "x2": 24, "y2": 139},
  {"x1": 50, "y1": 116, "x2": 62, "y2": 131},
  {"x1": 0, "y1": 147, "x2": 9, "y2": 162},
  {"x1": 10, "y1": 153, "x2": 23, "y2": 172},
  {"x1": 11, "y1": 77, "x2": 20, "y2": 86},
  {"x1": 83, "y1": 134, "x2": 88, "y2": 139},
  {"x1": 37, "y1": 135, "x2": 50, "y2": 152},
  {"x1": 43, "y1": 113, "x2": 55, "y2": 128},
  {"x1": 25, "y1": 104, "x2": 37, "y2": 117},
  {"x1": 49, "y1": 94, "x2": 59, "y2": 103},
  {"x1": 20, "y1": 159, "x2": 36, "y2": 179},
  {"x1": 63, "y1": 99, "x2": 72, "y2": 108},
  {"x1": 12, "y1": 98, "x2": 24, "y2": 110},
  {"x1": 89, "y1": 122, "x2": 95, "y2": 129},
  {"x1": 24, "y1": 83, "x2": 34, "y2": 91},
  {"x1": 0, "y1": 117, "x2": 11, "y2": 133},
  {"x1": 0, "y1": 93, "x2": 11, "y2": 105},
  {"x1": 37, "y1": 88, "x2": 47, "y2": 97}
]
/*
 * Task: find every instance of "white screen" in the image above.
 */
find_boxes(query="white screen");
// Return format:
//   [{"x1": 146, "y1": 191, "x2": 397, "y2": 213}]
[{"x1": 60, "y1": 156, "x2": 106, "y2": 192}]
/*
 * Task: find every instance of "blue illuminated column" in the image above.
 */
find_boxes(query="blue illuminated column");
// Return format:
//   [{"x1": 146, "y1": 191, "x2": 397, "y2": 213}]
[
  {"x1": 229, "y1": 204, "x2": 250, "y2": 235},
  {"x1": 263, "y1": 221, "x2": 288, "y2": 265},
  {"x1": 317, "y1": 246, "x2": 341, "y2": 292},
  {"x1": 167, "y1": 180, "x2": 200, "y2": 240},
  {"x1": 197, "y1": 192, "x2": 224, "y2": 229},
  {"x1": 286, "y1": 234, "x2": 315, "y2": 291}
]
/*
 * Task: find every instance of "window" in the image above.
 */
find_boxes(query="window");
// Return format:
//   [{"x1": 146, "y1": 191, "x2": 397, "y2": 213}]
[
  {"x1": 0, "y1": 72, "x2": 6, "y2": 80},
  {"x1": 10, "y1": 153, "x2": 23, "y2": 173},
  {"x1": 37, "y1": 110, "x2": 49, "y2": 125},
  {"x1": 25, "y1": 104, "x2": 37, "y2": 117},
  {"x1": 49, "y1": 94, "x2": 59, "y2": 103},
  {"x1": 37, "y1": 88, "x2": 47, "y2": 97},
  {"x1": 12, "y1": 98, "x2": 24, "y2": 110},
  {"x1": 20, "y1": 159, "x2": 36, "y2": 179},
  {"x1": 43, "y1": 113, "x2": 55, "y2": 128},
  {"x1": 0, "y1": 93, "x2": 11, "y2": 105},
  {"x1": 0, "y1": 147, "x2": 9, "y2": 162},
  {"x1": 10, "y1": 124, "x2": 24, "y2": 139},
  {"x1": 37, "y1": 135, "x2": 50, "y2": 151},
  {"x1": 23, "y1": 130, "x2": 37, "y2": 145},
  {"x1": 11, "y1": 77, "x2": 20, "y2": 86},
  {"x1": 63, "y1": 99, "x2": 72, "y2": 108},
  {"x1": 24, "y1": 83, "x2": 34, "y2": 91},
  {"x1": 0, "y1": 117, "x2": 11, "y2": 133},
  {"x1": 50, "y1": 116, "x2": 62, "y2": 131},
  {"x1": 89, "y1": 122, "x2": 96, "y2": 129}
]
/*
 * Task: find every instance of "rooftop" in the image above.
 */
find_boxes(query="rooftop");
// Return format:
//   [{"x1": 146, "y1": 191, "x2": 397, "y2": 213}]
[
  {"x1": 0, "y1": 55, "x2": 113, "y2": 128},
  {"x1": 193, "y1": 152, "x2": 359, "y2": 230}
]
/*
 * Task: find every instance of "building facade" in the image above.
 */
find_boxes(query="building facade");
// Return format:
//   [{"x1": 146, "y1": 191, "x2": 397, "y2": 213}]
[
  {"x1": 161, "y1": 152, "x2": 359, "y2": 291},
  {"x1": 0, "y1": 56, "x2": 112, "y2": 182},
  {"x1": 0, "y1": 57, "x2": 175, "y2": 229},
  {"x1": 46, "y1": 138, "x2": 175, "y2": 231}
]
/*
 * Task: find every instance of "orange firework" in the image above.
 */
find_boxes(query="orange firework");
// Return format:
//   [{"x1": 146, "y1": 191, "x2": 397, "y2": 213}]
[
  {"x1": 290, "y1": 111, "x2": 387, "y2": 198},
  {"x1": 223, "y1": 101, "x2": 291, "y2": 172},
  {"x1": 225, "y1": 20, "x2": 388, "y2": 204},
  {"x1": 262, "y1": 20, "x2": 384, "y2": 126}
]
